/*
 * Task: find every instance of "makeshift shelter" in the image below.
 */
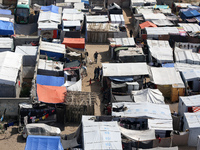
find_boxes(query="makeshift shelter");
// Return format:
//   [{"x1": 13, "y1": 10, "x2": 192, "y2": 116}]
[
  {"x1": 110, "y1": 14, "x2": 125, "y2": 25},
  {"x1": 180, "y1": 69, "x2": 200, "y2": 92},
  {"x1": 132, "y1": 88, "x2": 165, "y2": 104},
  {"x1": 183, "y1": 112, "x2": 200, "y2": 146},
  {"x1": 109, "y1": 38, "x2": 136, "y2": 58},
  {"x1": 143, "y1": 13, "x2": 167, "y2": 21},
  {"x1": 147, "y1": 40, "x2": 173, "y2": 64},
  {"x1": 86, "y1": 23, "x2": 120, "y2": 43},
  {"x1": 116, "y1": 47, "x2": 146, "y2": 62},
  {"x1": 151, "y1": 19, "x2": 174, "y2": 27},
  {"x1": 149, "y1": 67, "x2": 185, "y2": 102},
  {"x1": 178, "y1": 23, "x2": 200, "y2": 33},
  {"x1": 180, "y1": 10, "x2": 200, "y2": 20},
  {"x1": 37, "y1": 59, "x2": 64, "y2": 76},
  {"x1": 178, "y1": 95, "x2": 200, "y2": 116},
  {"x1": 62, "y1": 38, "x2": 85, "y2": 50},
  {"x1": 139, "y1": 21, "x2": 157, "y2": 38},
  {"x1": 0, "y1": 37, "x2": 13, "y2": 52},
  {"x1": 82, "y1": 115, "x2": 122, "y2": 150},
  {"x1": 0, "y1": 20, "x2": 14, "y2": 36},
  {"x1": 25, "y1": 135, "x2": 64, "y2": 150},
  {"x1": 112, "y1": 102, "x2": 172, "y2": 120},
  {"x1": 64, "y1": 92, "x2": 97, "y2": 122},
  {"x1": 0, "y1": 51, "x2": 23, "y2": 97},
  {"x1": 130, "y1": 0, "x2": 156, "y2": 8},
  {"x1": 41, "y1": 5, "x2": 60, "y2": 14},
  {"x1": 15, "y1": 46, "x2": 38, "y2": 78},
  {"x1": 36, "y1": 75, "x2": 65, "y2": 86},
  {"x1": 86, "y1": 15, "x2": 109, "y2": 23},
  {"x1": 38, "y1": 11, "x2": 61, "y2": 39},
  {"x1": 37, "y1": 84, "x2": 66, "y2": 103},
  {"x1": 40, "y1": 41, "x2": 65, "y2": 60}
]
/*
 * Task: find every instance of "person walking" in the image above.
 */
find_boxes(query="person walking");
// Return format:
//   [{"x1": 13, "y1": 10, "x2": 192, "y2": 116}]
[
  {"x1": 96, "y1": 66, "x2": 100, "y2": 80},
  {"x1": 94, "y1": 51, "x2": 99, "y2": 63},
  {"x1": 129, "y1": 29, "x2": 133, "y2": 37},
  {"x1": 100, "y1": 67, "x2": 103, "y2": 82},
  {"x1": 94, "y1": 67, "x2": 97, "y2": 79}
]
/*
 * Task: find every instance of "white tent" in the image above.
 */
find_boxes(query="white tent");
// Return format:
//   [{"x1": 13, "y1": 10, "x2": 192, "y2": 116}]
[
  {"x1": 110, "y1": 14, "x2": 125, "y2": 25},
  {"x1": 178, "y1": 23, "x2": 200, "y2": 33},
  {"x1": 0, "y1": 38, "x2": 13, "y2": 52},
  {"x1": 62, "y1": 13, "x2": 84, "y2": 21},
  {"x1": 102, "y1": 63, "x2": 149, "y2": 77},
  {"x1": 40, "y1": 41, "x2": 65, "y2": 54},
  {"x1": 183, "y1": 112, "x2": 200, "y2": 146},
  {"x1": 112, "y1": 102, "x2": 172, "y2": 120},
  {"x1": 82, "y1": 115, "x2": 122, "y2": 150},
  {"x1": 0, "y1": 51, "x2": 22, "y2": 86},
  {"x1": 63, "y1": 79, "x2": 82, "y2": 91},
  {"x1": 149, "y1": 67, "x2": 185, "y2": 87},
  {"x1": 38, "y1": 11, "x2": 61, "y2": 24},
  {"x1": 143, "y1": 13, "x2": 167, "y2": 21},
  {"x1": 86, "y1": 15, "x2": 109, "y2": 23},
  {"x1": 132, "y1": 88, "x2": 165, "y2": 104},
  {"x1": 151, "y1": 19, "x2": 174, "y2": 27},
  {"x1": 63, "y1": 8, "x2": 81, "y2": 14},
  {"x1": 63, "y1": 21, "x2": 81, "y2": 31},
  {"x1": 178, "y1": 95, "x2": 200, "y2": 116}
]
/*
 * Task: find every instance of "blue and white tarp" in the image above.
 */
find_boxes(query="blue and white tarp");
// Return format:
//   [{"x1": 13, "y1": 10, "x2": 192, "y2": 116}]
[
  {"x1": 0, "y1": 20, "x2": 14, "y2": 35},
  {"x1": 41, "y1": 5, "x2": 59, "y2": 14}
]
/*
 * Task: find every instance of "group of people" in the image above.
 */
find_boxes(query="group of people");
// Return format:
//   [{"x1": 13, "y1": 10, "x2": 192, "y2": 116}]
[{"x1": 94, "y1": 66, "x2": 102, "y2": 81}]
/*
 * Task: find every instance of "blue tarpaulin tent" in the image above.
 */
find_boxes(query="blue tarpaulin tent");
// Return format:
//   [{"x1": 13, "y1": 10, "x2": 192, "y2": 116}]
[
  {"x1": 0, "y1": 20, "x2": 14, "y2": 35},
  {"x1": 0, "y1": 9, "x2": 11, "y2": 15},
  {"x1": 36, "y1": 75, "x2": 64, "y2": 86},
  {"x1": 41, "y1": 5, "x2": 59, "y2": 14},
  {"x1": 25, "y1": 135, "x2": 64, "y2": 150},
  {"x1": 81, "y1": 0, "x2": 89, "y2": 5},
  {"x1": 181, "y1": 10, "x2": 200, "y2": 20}
]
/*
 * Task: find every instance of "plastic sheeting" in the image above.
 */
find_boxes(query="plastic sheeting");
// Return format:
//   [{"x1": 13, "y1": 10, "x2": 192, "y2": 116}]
[
  {"x1": 143, "y1": 13, "x2": 167, "y2": 20},
  {"x1": 110, "y1": 14, "x2": 125, "y2": 25},
  {"x1": 37, "y1": 84, "x2": 66, "y2": 103},
  {"x1": 178, "y1": 95, "x2": 200, "y2": 116},
  {"x1": 151, "y1": 19, "x2": 174, "y2": 26},
  {"x1": 0, "y1": 37, "x2": 13, "y2": 50},
  {"x1": 112, "y1": 102, "x2": 172, "y2": 120},
  {"x1": 0, "y1": 20, "x2": 14, "y2": 35},
  {"x1": 62, "y1": 13, "x2": 83, "y2": 21},
  {"x1": 41, "y1": 5, "x2": 59, "y2": 14},
  {"x1": 86, "y1": 15, "x2": 109, "y2": 23},
  {"x1": 82, "y1": 115, "x2": 122, "y2": 150},
  {"x1": 148, "y1": 119, "x2": 173, "y2": 130},
  {"x1": 132, "y1": 88, "x2": 165, "y2": 104},
  {"x1": 25, "y1": 135, "x2": 64, "y2": 150},
  {"x1": 178, "y1": 23, "x2": 200, "y2": 33},
  {"x1": 37, "y1": 75, "x2": 65, "y2": 86},
  {"x1": 0, "y1": 51, "x2": 22, "y2": 86},
  {"x1": 38, "y1": 11, "x2": 61, "y2": 24},
  {"x1": 150, "y1": 67, "x2": 185, "y2": 87},
  {"x1": 109, "y1": 76, "x2": 133, "y2": 82},
  {"x1": 102, "y1": 63, "x2": 149, "y2": 77},
  {"x1": 109, "y1": 38, "x2": 136, "y2": 47},
  {"x1": 181, "y1": 69, "x2": 200, "y2": 80},
  {"x1": 0, "y1": 9, "x2": 11, "y2": 15},
  {"x1": 64, "y1": 79, "x2": 82, "y2": 91},
  {"x1": 119, "y1": 126, "x2": 156, "y2": 141}
]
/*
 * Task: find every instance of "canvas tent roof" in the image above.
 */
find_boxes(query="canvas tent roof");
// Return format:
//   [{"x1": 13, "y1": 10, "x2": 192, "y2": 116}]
[
  {"x1": 36, "y1": 75, "x2": 65, "y2": 86},
  {"x1": 62, "y1": 13, "x2": 83, "y2": 21},
  {"x1": 38, "y1": 11, "x2": 61, "y2": 24},
  {"x1": 63, "y1": 8, "x2": 81, "y2": 14},
  {"x1": 109, "y1": 38, "x2": 135, "y2": 47},
  {"x1": 143, "y1": 13, "x2": 167, "y2": 20},
  {"x1": 40, "y1": 41, "x2": 65, "y2": 54},
  {"x1": 184, "y1": 112, "x2": 200, "y2": 129},
  {"x1": 112, "y1": 102, "x2": 172, "y2": 120},
  {"x1": 37, "y1": 84, "x2": 66, "y2": 103},
  {"x1": 178, "y1": 23, "x2": 200, "y2": 33},
  {"x1": 0, "y1": 37, "x2": 13, "y2": 49},
  {"x1": 145, "y1": 27, "x2": 180, "y2": 36},
  {"x1": 174, "y1": 3, "x2": 191, "y2": 8},
  {"x1": 139, "y1": 21, "x2": 157, "y2": 29},
  {"x1": 0, "y1": 51, "x2": 22, "y2": 86},
  {"x1": 151, "y1": 19, "x2": 174, "y2": 26},
  {"x1": 102, "y1": 63, "x2": 149, "y2": 77},
  {"x1": 149, "y1": 67, "x2": 185, "y2": 87},
  {"x1": 148, "y1": 119, "x2": 173, "y2": 130},
  {"x1": 15, "y1": 46, "x2": 38, "y2": 56},
  {"x1": 38, "y1": 59, "x2": 64, "y2": 72},
  {"x1": 110, "y1": 14, "x2": 125, "y2": 25},
  {"x1": 86, "y1": 15, "x2": 109, "y2": 23},
  {"x1": 175, "y1": 63, "x2": 200, "y2": 72},
  {"x1": 38, "y1": 22, "x2": 58, "y2": 30},
  {"x1": 82, "y1": 115, "x2": 122, "y2": 150},
  {"x1": 25, "y1": 135, "x2": 63, "y2": 150},
  {"x1": 132, "y1": 88, "x2": 165, "y2": 104},
  {"x1": 147, "y1": 40, "x2": 171, "y2": 48},
  {"x1": 87, "y1": 23, "x2": 120, "y2": 32},
  {"x1": 181, "y1": 69, "x2": 200, "y2": 80}
]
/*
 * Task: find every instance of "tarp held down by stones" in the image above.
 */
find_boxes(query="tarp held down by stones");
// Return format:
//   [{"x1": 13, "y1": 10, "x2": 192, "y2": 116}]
[
  {"x1": 37, "y1": 84, "x2": 66, "y2": 104},
  {"x1": 25, "y1": 135, "x2": 64, "y2": 150}
]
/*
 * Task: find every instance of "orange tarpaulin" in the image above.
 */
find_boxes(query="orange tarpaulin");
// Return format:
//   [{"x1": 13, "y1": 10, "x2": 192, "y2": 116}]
[
  {"x1": 37, "y1": 84, "x2": 66, "y2": 104},
  {"x1": 139, "y1": 21, "x2": 157, "y2": 29},
  {"x1": 62, "y1": 38, "x2": 85, "y2": 49}
]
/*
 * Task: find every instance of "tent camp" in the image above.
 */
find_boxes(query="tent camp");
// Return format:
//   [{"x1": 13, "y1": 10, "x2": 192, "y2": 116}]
[
  {"x1": 132, "y1": 88, "x2": 165, "y2": 104},
  {"x1": 178, "y1": 95, "x2": 200, "y2": 116},
  {"x1": 0, "y1": 51, "x2": 22, "y2": 97},
  {"x1": 25, "y1": 135, "x2": 63, "y2": 150},
  {"x1": 178, "y1": 23, "x2": 200, "y2": 33},
  {"x1": 183, "y1": 112, "x2": 200, "y2": 146},
  {"x1": 0, "y1": 37, "x2": 13, "y2": 52},
  {"x1": 149, "y1": 67, "x2": 185, "y2": 102},
  {"x1": 82, "y1": 115, "x2": 122, "y2": 150},
  {"x1": 40, "y1": 41, "x2": 65, "y2": 60}
]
